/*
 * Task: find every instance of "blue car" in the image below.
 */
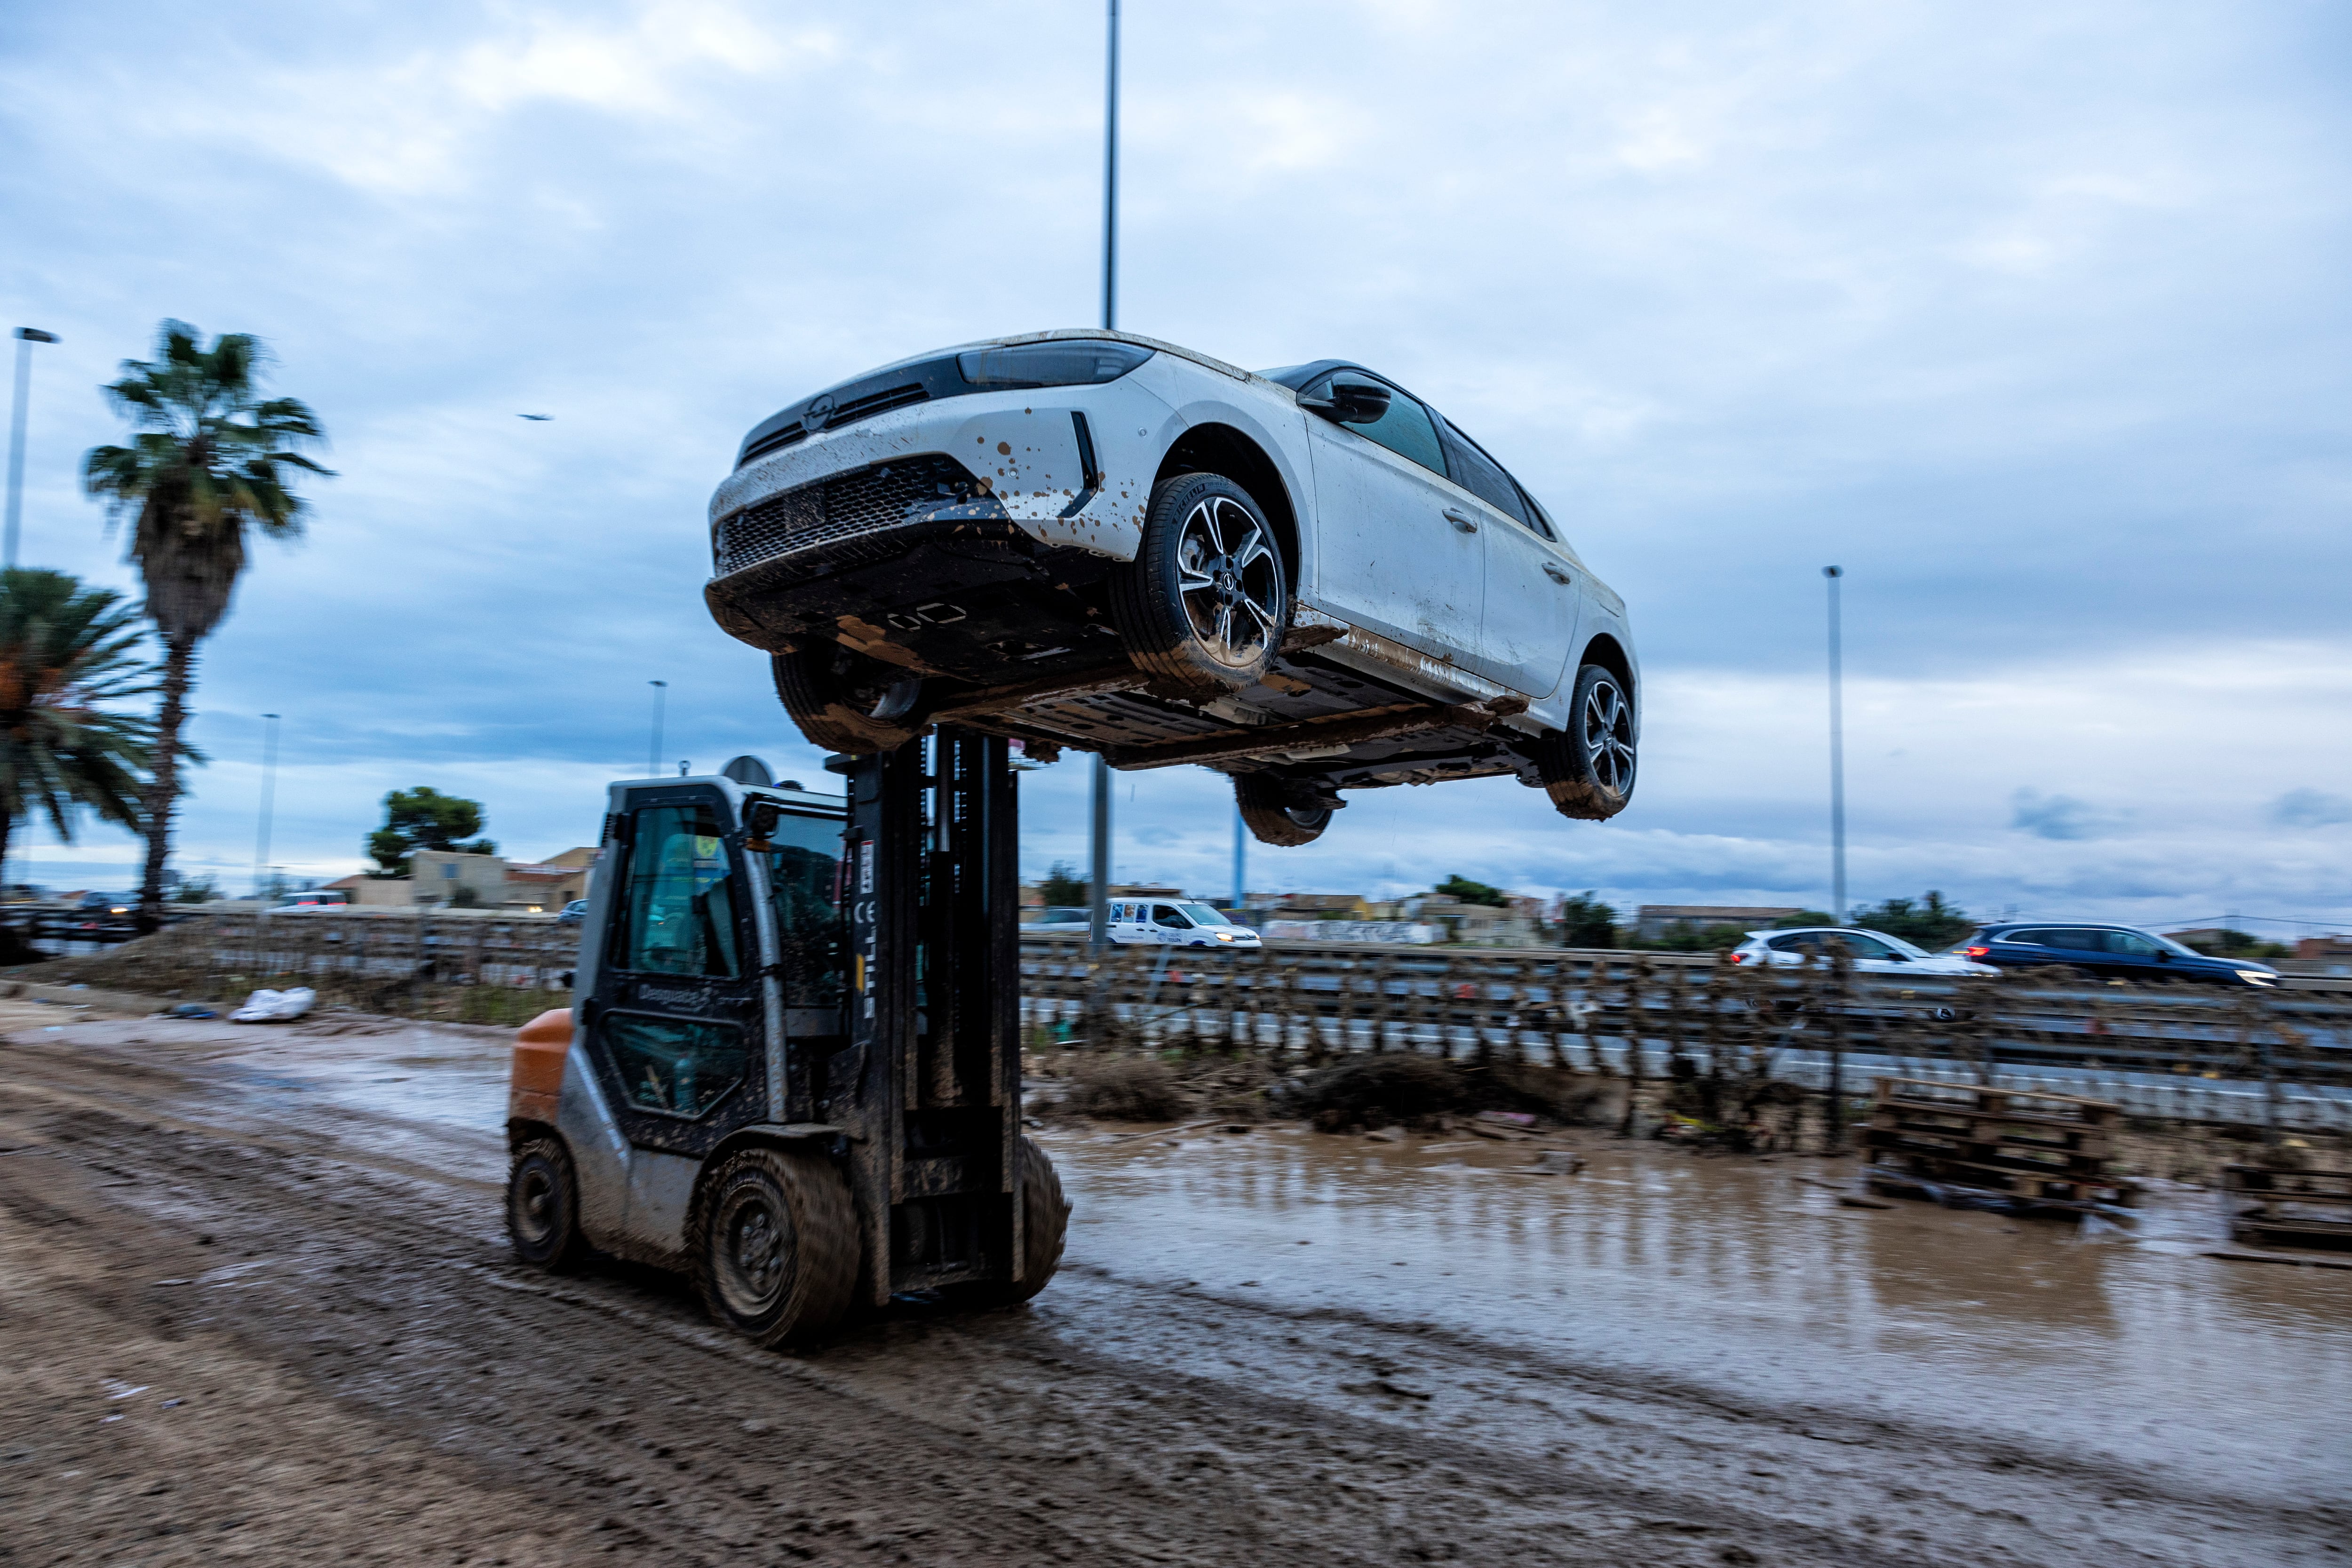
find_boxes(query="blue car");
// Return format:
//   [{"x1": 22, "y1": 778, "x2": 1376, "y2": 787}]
[{"x1": 1957, "y1": 923, "x2": 2280, "y2": 988}]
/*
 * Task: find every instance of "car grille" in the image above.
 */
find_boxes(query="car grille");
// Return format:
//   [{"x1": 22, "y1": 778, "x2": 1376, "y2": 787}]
[
  {"x1": 736, "y1": 382, "x2": 932, "y2": 469},
  {"x1": 714, "y1": 455, "x2": 994, "y2": 576}
]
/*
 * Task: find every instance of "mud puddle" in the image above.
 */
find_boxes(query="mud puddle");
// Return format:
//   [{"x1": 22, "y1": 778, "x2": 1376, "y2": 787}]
[{"x1": 1045, "y1": 1121, "x2": 2352, "y2": 1504}]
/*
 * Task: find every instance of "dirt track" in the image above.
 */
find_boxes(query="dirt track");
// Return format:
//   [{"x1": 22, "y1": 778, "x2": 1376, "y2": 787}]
[{"x1": 0, "y1": 1010, "x2": 2344, "y2": 1566}]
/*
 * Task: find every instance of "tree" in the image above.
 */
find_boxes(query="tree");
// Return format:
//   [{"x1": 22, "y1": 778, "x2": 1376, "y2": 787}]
[
  {"x1": 1039, "y1": 861, "x2": 1088, "y2": 907},
  {"x1": 1851, "y1": 891, "x2": 1974, "y2": 948},
  {"x1": 82, "y1": 320, "x2": 332, "y2": 925},
  {"x1": 1552, "y1": 892, "x2": 1618, "y2": 948},
  {"x1": 0, "y1": 569, "x2": 154, "y2": 889},
  {"x1": 1772, "y1": 910, "x2": 1836, "y2": 929},
  {"x1": 368, "y1": 786, "x2": 495, "y2": 876},
  {"x1": 1435, "y1": 874, "x2": 1508, "y2": 908}
]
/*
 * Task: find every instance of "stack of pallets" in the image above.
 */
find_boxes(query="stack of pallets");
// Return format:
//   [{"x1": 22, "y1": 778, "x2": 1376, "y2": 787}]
[
  {"x1": 2222, "y1": 1165, "x2": 2352, "y2": 1250},
  {"x1": 1861, "y1": 1078, "x2": 2136, "y2": 1212}
]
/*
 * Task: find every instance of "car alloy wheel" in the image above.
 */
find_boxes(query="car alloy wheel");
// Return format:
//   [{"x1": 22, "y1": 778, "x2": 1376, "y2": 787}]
[
  {"x1": 1174, "y1": 494, "x2": 1282, "y2": 670},
  {"x1": 1534, "y1": 662, "x2": 1637, "y2": 820},
  {"x1": 1113, "y1": 472, "x2": 1289, "y2": 691}
]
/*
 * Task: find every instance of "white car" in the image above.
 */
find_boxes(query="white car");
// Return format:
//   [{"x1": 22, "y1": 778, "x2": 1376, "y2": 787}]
[
  {"x1": 1729, "y1": 928, "x2": 1998, "y2": 977},
  {"x1": 705, "y1": 330, "x2": 1639, "y2": 849},
  {"x1": 1106, "y1": 900, "x2": 1262, "y2": 949}
]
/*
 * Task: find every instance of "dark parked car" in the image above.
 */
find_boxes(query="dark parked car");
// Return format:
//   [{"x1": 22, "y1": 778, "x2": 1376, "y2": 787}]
[{"x1": 1956, "y1": 923, "x2": 2280, "y2": 988}]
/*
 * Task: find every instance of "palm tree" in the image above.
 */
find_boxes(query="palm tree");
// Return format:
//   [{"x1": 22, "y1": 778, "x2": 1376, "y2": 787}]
[
  {"x1": 0, "y1": 568, "x2": 154, "y2": 894},
  {"x1": 82, "y1": 321, "x2": 331, "y2": 923}
]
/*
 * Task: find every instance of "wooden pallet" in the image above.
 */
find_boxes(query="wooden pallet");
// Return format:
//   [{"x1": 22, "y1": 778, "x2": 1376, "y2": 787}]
[
  {"x1": 2222, "y1": 1164, "x2": 2352, "y2": 1250},
  {"x1": 1863, "y1": 1077, "x2": 2136, "y2": 1210}
]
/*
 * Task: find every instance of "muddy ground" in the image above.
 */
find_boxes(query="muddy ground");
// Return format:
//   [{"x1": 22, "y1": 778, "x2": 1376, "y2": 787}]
[{"x1": 0, "y1": 1002, "x2": 2345, "y2": 1566}]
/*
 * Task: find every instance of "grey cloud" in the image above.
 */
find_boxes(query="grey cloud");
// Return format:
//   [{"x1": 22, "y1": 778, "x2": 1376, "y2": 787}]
[
  {"x1": 2009, "y1": 789, "x2": 2123, "y2": 841},
  {"x1": 2271, "y1": 788, "x2": 2352, "y2": 828}
]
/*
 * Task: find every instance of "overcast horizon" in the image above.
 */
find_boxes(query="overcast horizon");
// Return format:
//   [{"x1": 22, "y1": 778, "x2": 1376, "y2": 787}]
[{"x1": 3, "y1": 1, "x2": 2347, "y2": 936}]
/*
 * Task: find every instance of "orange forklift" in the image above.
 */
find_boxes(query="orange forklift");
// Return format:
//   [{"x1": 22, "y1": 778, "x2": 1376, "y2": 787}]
[{"x1": 502, "y1": 732, "x2": 1067, "y2": 1344}]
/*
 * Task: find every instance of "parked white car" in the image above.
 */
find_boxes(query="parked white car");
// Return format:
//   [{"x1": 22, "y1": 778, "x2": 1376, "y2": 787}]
[
  {"x1": 1729, "y1": 928, "x2": 1998, "y2": 977},
  {"x1": 706, "y1": 330, "x2": 1639, "y2": 849},
  {"x1": 1106, "y1": 900, "x2": 1262, "y2": 949}
]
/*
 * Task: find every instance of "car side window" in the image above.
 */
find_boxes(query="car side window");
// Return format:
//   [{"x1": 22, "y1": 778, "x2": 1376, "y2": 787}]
[
  {"x1": 2049, "y1": 929, "x2": 2106, "y2": 952},
  {"x1": 1303, "y1": 371, "x2": 1446, "y2": 474},
  {"x1": 1438, "y1": 422, "x2": 1534, "y2": 528},
  {"x1": 1834, "y1": 934, "x2": 1896, "y2": 960},
  {"x1": 1767, "y1": 933, "x2": 1819, "y2": 955},
  {"x1": 1152, "y1": 904, "x2": 1191, "y2": 928},
  {"x1": 617, "y1": 804, "x2": 741, "y2": 978},
  {"x1": 2108, "y1": 931, "x2": 2160, "y2": 958}
]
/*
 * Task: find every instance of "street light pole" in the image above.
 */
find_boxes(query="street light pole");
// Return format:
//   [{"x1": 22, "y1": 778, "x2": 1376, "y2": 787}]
[
  {"x1": 5, "y1": 328, "x2": 61, "y2": 571},
  {"x1": 252, "y1": 713, "x2": 281, "y2": 904},
  {"x1": 1232, "y1": 802, "x2": 1245, "y2": 910},
  {"x1": 1089, "y1": 0, "x2": 1120, "y2": 956},
  {"x1": 647, "y1": 680, "x2": 667, "y2": 780},
  {"x1": 1823, "y1": 566, "x2": 1846, "y2": 925}
]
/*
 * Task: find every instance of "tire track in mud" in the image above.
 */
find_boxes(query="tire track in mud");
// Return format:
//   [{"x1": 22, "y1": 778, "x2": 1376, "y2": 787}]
[{"x1": 2, "y1": 1046, "x2": 2340, "y2": 1567}]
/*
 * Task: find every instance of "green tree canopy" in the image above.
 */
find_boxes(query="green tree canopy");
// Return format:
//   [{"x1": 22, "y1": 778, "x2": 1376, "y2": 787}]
[
  {"x1": 1553, "y1": 891, "x2": 1619, "y2": 948},
  {"x1": 1435, "y1": 874, "x2": 1508, "y2": 908},
  {"x1": 1039, "y1": 861, "x2": 1088, "y2": 906},
  {"x1": 82, "y1": 319, "x2": 332, "y2": 924},
  {"x1": 369, "y1": 786, "x2": 495, "y2": 876},
  {"x1": 1851, "y1": 891, "x2": 1974, "y2": 948},
  {"x1": 0, "y1": 569, "x2": 156, "y2": 880}
]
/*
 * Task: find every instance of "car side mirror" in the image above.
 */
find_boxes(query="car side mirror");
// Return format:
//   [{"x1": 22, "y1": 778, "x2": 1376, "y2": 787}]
[
  {"x1": 2155, "y1": 950, "x2": 2170, "y2": 963},
  {"x1": 1301, "y1": 381, "x2": 1391, "y2": 426},
  {"x1": 743, "y1": 800, "x2": 781, "y2": 851}
]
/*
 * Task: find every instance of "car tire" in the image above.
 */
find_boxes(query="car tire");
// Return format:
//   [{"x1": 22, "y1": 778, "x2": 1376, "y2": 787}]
[
  {"x1": 505, "y1": 1136, "x2": 584, "y2": 1273},
  {"x1": 1235, "y1": 773, "x2": 1331, "y2": 847},
  {"x1": 1534, "y1": 663, "x2": 1637, "y2": 820},
  {"x1": 772, "y1": 645, "x2": 930, "y2": 755},
  {"x1": 691, "y1": 1144, "x2": 861, "y2": 1348},
  {"x1": 1112, "y1": 473, "x2": 1288, "y2": 692}
]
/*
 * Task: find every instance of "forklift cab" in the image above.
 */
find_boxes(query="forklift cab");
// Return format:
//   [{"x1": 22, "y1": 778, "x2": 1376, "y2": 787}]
[{"x1": 506, "y1": 734, "x2": 1066, "y2": 1346}]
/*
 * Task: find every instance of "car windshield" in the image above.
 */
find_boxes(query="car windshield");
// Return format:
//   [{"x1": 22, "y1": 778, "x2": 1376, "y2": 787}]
[
  {"x1": 1860, "y1": 929, "x2": 1934, "y2": 959},
  {"x1": 1177, "y1": 903, "x2": 1234, "y2": 926},
  {"x1": 2150, "y1": 930, "x2": 2204, "y2": 958}
]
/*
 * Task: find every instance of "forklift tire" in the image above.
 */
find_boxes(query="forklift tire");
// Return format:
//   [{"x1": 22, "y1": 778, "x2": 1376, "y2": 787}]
[
  {"x1": 506, "y1": 1137, "x2": 584, "y2": 1273},
  {"x1": 961, "y1": 1137, "x2": 1070, "y2": 1307},
  {"x1": 772, "y1": 646, "x2": 930, "y2": 756},
  {"x1": 691, "y1": 1145, "x2": 859, "y2": 1347}
]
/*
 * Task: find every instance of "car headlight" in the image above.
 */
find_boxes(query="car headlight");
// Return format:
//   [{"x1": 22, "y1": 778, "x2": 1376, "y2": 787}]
[
  {"x1": 2234, "y1": 969, "x2": 2277, "y2": 986},
  {"x1": 957, "y1": 340, "x2": 1154, "y2": 389},
  {"x1": 1214, "y1": 930, "x2": 1237, "y2": 941}
]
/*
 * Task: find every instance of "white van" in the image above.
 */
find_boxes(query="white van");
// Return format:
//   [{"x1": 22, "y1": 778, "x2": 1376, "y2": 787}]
[{"x1": 1105, "y1": 900, "x2": 1263, "y2": 950}]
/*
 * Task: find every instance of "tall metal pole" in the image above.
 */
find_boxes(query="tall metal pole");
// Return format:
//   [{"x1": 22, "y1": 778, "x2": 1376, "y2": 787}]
[
  {"x1": 252, "y1": 713, "x2": 281, "y2": 903},
  {"x1": 1232, "y1": 804, "x2": 1245, "y2": 910},
  {"x1": 1088, "y1": 0, "x2": 1120, "y2": 956},
  {"x1": 5, "y1": 328, "x2": 60, "y2": 571},
  {"x1": 1823, "y1": 566, "x2": 1846, "y2": 925},
  {"x1": 647, "y1": 680, "x2": 667, "y2": 780}
]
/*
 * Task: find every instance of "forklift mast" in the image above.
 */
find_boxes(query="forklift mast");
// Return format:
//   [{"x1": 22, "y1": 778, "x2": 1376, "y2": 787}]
[{"x1": 837, "y1": 728, "x2": 1026, "y2": 1304}]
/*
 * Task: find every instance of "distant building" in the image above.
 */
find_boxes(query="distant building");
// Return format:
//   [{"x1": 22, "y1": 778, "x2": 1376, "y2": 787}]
[
  {"x1": 1406, "y1": 891, "x2": 1535, "y2": 947},
  {"x1": 2293, "y1": 935, "x2": 2352, "y2": 976},
  {"x1": 1635, "y1": 906, "x2": 1804, "y2": 942},
  {"x1": 324, "y1": 848, "x2": 596, "y2": 913}
]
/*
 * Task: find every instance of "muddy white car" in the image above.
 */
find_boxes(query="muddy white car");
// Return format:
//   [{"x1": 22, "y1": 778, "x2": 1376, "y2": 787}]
[{"x1": 705, "y1": 330, "x2": 1638, "y2": 846}]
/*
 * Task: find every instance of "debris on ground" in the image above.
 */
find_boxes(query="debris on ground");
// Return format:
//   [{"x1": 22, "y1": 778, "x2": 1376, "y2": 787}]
[
  {"x1": 1055, "y1": 1058, "x2": 1189, "y2": 1122},
  {"x1": 229, "y1": 987, "x2": 317, "y2": 1024}
]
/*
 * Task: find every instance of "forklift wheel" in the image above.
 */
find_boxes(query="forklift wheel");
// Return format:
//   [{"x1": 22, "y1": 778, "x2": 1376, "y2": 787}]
[
  {"x1": 506, "y1": 1137, "x2": 584, "y2": 1272},
  {"x1": 962, "y1": 1137, "x2": 1071, "y2": 1307},
  {"x1": 692, "y1": 1146, "x2": 860, "y2": 1347}
]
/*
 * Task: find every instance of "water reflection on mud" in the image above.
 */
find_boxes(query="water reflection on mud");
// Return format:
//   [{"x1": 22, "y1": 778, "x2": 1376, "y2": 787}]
[{"x1": 1049, "y1": 1123, "x2": 2351, "y2": 1499}]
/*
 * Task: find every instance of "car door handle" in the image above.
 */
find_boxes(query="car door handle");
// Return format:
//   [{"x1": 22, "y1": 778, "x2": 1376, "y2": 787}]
[
  {"x1": 1542, "y1": 563, "x2": 1572, "y2": 584},
  {"x1": 1443, "y1": 509, "x2": 1478, "y2": 533}
]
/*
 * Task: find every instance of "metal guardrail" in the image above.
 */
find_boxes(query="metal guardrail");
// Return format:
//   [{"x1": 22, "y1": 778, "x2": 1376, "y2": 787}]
[{"x1": 33, "y1": 916, "x2": 2349, "y2": 1127}]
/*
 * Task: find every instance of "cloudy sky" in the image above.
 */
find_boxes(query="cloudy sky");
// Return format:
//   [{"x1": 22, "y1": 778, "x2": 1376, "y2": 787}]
[{"x1": 2, "y1": 0, "x2": 2347, "y2": 934}]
